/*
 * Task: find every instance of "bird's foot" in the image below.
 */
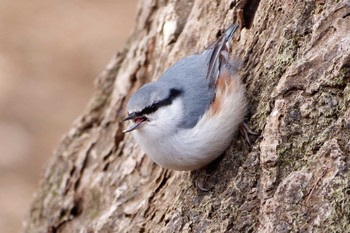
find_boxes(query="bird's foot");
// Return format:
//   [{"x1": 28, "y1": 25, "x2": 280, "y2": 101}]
[{"x1": 239, "y1": 122, "x2": 258, "y2": 145}]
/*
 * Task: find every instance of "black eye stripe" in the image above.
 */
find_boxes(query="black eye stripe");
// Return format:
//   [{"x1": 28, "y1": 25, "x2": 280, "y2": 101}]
[{"x1": 137, "y1": 88, "x2": 182, "y2": 116}]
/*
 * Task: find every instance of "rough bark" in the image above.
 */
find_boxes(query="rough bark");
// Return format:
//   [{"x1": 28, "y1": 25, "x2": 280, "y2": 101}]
[{"x1": 25, "y1": 0, "x2": 350, "y2": 232}]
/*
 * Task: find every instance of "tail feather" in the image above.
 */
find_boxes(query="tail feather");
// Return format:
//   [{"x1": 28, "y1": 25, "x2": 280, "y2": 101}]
[{"x1": 206, "y1": 24, "x2": 239, "y2": 87}]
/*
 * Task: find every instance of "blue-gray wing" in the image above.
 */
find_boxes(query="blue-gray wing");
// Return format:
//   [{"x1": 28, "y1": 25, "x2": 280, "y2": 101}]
[
  {"x1": 206, "y1": 24, "x2": 238, "y2": 87},
  {"x1": 158, "y1": 50, "x2": 215, "y2": 128},
  {"x1": 158, "y1": 23, "x2": 239, "y2": 128}
]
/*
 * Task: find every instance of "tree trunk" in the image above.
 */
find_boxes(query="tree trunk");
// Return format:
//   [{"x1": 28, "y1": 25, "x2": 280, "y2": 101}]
[{"x1": 25, "y1": 0, "x2": 350, "y2": 232}]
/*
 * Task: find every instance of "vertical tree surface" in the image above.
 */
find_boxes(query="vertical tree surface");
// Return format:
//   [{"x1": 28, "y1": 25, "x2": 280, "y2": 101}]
[{"x1": 25, "y1": 0, "x2": 350, "y2": 232}]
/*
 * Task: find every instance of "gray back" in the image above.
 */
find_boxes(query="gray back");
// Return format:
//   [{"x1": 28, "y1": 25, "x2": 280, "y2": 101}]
[{"x1": 158, "y1": 49, "x2": 215, "y2": 128}]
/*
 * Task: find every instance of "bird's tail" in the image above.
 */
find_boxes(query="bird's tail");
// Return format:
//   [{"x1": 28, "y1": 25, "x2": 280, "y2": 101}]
[
  {"x1": 206, "y1": 23, "x2": 239, "y2": 87},
  {"x1": 222, "y1": 24, "x2": 239, "y2": 44}
]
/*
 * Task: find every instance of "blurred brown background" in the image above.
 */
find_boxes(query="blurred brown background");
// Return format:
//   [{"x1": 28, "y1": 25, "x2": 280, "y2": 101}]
[{"x1": 0, "y1": 1, "x2": 137, "y2": 232}]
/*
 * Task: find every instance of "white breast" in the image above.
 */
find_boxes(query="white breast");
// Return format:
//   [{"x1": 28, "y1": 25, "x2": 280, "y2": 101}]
[{"x1": 131, "y1": 79, "x2": 246, "y2": 171}]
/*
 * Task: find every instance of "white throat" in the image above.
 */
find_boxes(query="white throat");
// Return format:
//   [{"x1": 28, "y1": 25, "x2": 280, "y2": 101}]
[
  {"x1": 131, "y1": 98, "x2": 185, "y2": 166},
  {"x1": 141, "y1": 98, "x2": 183, "y2": 136}
]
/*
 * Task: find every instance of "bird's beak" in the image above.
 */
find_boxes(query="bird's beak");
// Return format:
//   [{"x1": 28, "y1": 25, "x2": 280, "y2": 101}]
[
  {"x1": 121, "y1": 112, "x2": 137, "y2": 122},
  {"x1": 121, "y1": 113, "x2": 146, "y2": 133}
]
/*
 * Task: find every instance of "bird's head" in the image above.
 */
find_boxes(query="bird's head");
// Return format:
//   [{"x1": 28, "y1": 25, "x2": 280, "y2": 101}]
[{"x1": 122, "y1": 82, "x2": 183, "y2": 133}]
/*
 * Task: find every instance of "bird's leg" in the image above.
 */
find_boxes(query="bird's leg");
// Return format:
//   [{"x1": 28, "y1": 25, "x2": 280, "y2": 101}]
[{"x1": 239, "y1": 122, "x2": 258, "y2": 145}]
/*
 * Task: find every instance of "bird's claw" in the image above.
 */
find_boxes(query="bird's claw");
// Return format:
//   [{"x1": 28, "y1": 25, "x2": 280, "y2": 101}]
[{"x1": 239, "y1": 122, "x2": 258, "y2": 145}]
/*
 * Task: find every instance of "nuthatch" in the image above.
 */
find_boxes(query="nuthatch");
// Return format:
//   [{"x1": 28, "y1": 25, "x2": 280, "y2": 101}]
[{"x1": 122, "y1": 24, "x2": 247, "y2": 171}]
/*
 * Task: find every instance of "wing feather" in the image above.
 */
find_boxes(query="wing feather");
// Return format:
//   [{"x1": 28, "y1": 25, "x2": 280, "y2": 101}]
[{"x1": 206, "y1": 24, "x2": 239, "y2": 87}]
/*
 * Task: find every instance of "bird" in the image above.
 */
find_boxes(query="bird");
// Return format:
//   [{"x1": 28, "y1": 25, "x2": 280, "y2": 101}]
[{"x1": 121, "y1": 23, "x2": 247, "y2": 171}]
